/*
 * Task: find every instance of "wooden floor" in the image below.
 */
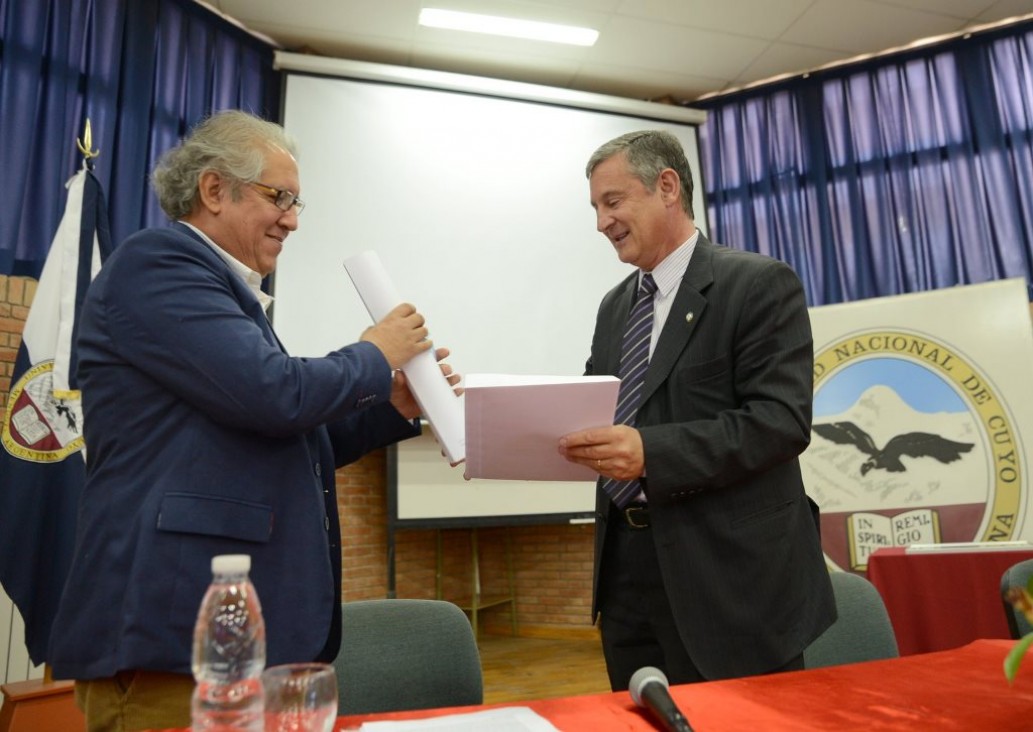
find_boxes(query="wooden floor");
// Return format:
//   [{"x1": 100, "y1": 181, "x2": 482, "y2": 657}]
[{"x1": 477, "y1": 633, "x2": 612, "y2": 704}]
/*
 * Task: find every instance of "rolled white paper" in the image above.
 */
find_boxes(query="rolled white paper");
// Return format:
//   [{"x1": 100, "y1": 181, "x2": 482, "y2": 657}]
[{"x1": 343, "y1": 251, "x2": 465, "y2": 463}]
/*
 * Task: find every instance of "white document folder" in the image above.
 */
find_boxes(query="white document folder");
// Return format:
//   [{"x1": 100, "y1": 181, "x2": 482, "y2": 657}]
[
  {"x1": 463, "y1": 373, "x2": 619, "y2": 481},
  {"x1": 344, "y1": 251, "x2": 619, "y2": 479},
  {"x1": 343, "y1": 251, "x2": 465, "y2": 463}
]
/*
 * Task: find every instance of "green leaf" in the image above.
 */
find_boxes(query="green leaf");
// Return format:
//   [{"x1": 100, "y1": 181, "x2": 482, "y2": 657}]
[{"x1": 1004, "y1": 633, "x2": 1033, "y2": 684}]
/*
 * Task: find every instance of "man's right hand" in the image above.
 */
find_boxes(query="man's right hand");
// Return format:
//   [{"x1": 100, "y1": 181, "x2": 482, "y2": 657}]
[{"x1": 360, "y1": 303, "x2": 432, "y2": 369}]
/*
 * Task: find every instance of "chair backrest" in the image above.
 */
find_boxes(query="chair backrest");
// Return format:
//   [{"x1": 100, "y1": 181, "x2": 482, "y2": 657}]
[
  {"x1": 803, "y1": 571, "x2": 899, "y2": 669},
  {"x1": 1000, "y1": 558, "x2": 1033, "y2": 639},
  {"x1": 334, "y1": 598, "x2": 483, "y2": 714}
]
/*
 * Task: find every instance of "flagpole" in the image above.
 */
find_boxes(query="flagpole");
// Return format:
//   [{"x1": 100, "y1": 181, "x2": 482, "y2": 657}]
[
  {"x1": 39, "y1": 120, "x2": 100, "y2": 687},
  {"x1": 76, "y1": 118, "x2": 99, "y2": 169}
]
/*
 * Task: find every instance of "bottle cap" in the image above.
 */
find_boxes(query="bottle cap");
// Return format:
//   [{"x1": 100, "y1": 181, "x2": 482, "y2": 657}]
[{"x1": 211, "y1": 554, "x2": 251, "y2": 575}]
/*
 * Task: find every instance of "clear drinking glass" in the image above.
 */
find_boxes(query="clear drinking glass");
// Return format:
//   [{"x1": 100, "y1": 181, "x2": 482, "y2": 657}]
[{"x1": 262, "y1": 662, "x2": 338, "y2": 732}]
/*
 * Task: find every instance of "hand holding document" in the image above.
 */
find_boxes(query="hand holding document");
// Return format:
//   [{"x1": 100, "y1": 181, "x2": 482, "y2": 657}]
[
  {"x1": 344, "y1": 252, "x2": 619, "y2": 480},
  {"x1": 344, "y1": 252, "x2": 465, "y2": 464},
  {"x1": 464, "y1": 374, "x2": 618, "y2": 481}
]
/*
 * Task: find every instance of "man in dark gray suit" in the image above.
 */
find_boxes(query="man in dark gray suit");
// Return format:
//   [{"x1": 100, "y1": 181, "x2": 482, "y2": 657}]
[{"x1": 560, "y1": 130, "x2": 835, "y2": 689}]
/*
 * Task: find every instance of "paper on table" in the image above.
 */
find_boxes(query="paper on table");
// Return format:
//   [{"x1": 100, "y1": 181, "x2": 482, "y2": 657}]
[
  {"x1": 906, "y1": 541, "x2": 1031, "y2": 554},
  {"x1": 358, "y1": 706, "x2": 559, "y2": 731},
  {"x1": 343, "y1": 251, "x2": 465, "y2": 463},
  {"x1": 463, "y1": 373, "x2": 619, "y2": 481}
]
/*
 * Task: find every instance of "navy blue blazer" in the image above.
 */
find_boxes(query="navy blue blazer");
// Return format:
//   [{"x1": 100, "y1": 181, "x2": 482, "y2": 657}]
[
  {"x1": 588, "y1": 235, "x2": 835, "y2": 679},
  {"x1": 49, "y1": 223, "x2": 417, "y2": 679}
]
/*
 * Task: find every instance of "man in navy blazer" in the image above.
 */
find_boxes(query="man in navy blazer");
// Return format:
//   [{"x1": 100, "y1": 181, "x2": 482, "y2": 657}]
[
  {"x1": 560, "y1": 130, "x2": 835, "y2": 689},
  {"x1": 48, "y1": 111, "x2": 454, "y2": 730}
]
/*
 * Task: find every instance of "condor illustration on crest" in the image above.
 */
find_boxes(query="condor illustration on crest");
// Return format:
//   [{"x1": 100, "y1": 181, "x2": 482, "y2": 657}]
[{"x1": 813, "y1": 421, "x2": 974, "y2": 476}]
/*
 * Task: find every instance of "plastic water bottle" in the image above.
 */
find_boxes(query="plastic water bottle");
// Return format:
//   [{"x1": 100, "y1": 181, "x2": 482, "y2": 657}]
[{"x1": 191, "y1": 554, "x2": 266, "y2": 731}]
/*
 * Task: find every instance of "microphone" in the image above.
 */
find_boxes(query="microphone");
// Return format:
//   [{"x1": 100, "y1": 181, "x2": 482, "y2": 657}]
[{"x1": 629, "y1": 666, "x2": 694, "y2": 732}]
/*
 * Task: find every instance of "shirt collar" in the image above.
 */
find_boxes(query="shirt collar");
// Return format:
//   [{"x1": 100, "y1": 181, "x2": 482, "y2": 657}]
[
  {"x1": 641, "y1": 229, "x2": 699, "y2": 298},
  {"x1": 180, "y1": 221, "x2": 274, "y2": 313}
]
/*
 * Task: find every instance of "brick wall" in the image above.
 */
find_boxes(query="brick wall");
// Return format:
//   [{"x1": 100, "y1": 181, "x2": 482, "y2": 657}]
[
  {"x1": 0, "y1": 274, "x2": 596, "y2": 639},
  {"x1": 0, "y1": 276, "x2": 34, "y2": 421},
  {"x1": 336, "y1": 452, "x2": 598, "y2": 637}
]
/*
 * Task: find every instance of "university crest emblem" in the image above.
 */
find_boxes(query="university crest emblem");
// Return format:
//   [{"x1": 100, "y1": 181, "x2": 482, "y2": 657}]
[
  {"x1": 2, "y1": 359, "x2": 84, "y2": 462},
  {"x1": 802, "y1": 329, "x2": 1025, "y2": 571}
]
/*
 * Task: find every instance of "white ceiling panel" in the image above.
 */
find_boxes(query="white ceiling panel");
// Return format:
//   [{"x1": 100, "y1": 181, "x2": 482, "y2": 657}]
[
  {"x1": 268, "y1": 31, "x2": 414, "y2": 67},
  {"x1": 573, "y1": 63, "x2": 726, "y2": 101},
  {"x1": 615, "y1": 0, "x2": 815, "y2": 40},
  {"x1": 411, "y1": 44, "x2": 582, "y2": 88},
  {"x1": 978, "y1": 0, "x2": 1033, "y2": 23},
  {"x1": 781, "y1": 0, "x2": 969, "y2": 54},
  {"x1": 733, "y1": 42, "x2": 849, "y2": 89},
  {"x1": 534, "y1": 0, "x2": 625, "y2": 12},
  {"x1": 203, "y1": 0, "x2": 1033, "y2": 102},
  {"x1": 883, "y1": 0, "x2": 1013, "y2": 18},
  {"x1": 408, "y1": 0, "x2": 612, "y2": 27},
  {"x1": 587, "y1": 16, "x2": 771, "y2": 78},
  {"x1": 413, "y1": 25, "x2": 592, "y2": 61},
  {"x1": 215, "y1": 0, "x2": 421, "y2": 41}
]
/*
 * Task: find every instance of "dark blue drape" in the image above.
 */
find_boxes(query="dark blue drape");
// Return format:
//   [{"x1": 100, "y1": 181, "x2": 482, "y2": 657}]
[
  {"x1": 695, "y1": 20, "x2": 1033, "y2": 306},
  {"x1": 0, "y1": 0, "x2": 281, "y2": 278}
]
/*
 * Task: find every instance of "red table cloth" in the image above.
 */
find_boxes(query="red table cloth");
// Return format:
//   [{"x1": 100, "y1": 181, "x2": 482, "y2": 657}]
[
  {"x1": 320, "y1": 640, "x2": 1033, "y2": 731},
  {"x1": 866, "y1": 546, "x2": 1033, "y2": 655}
]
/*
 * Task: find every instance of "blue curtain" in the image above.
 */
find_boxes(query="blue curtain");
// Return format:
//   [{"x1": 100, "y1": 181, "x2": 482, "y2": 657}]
[
  {"x1": 695, "y1": 20, "x2": 1033, "y2": 306},
  {"x1": 0, "y1": 0, "x2": 281, "y2": 277}
]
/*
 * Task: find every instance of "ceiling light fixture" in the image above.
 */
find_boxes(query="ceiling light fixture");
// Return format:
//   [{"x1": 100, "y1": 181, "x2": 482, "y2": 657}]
[{"x1": 418, "y1": 8, "x2": 599, "y2": 47}]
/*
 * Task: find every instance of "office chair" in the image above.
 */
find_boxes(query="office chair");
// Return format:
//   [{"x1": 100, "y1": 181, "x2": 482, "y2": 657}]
[
  {"x1": 1001, "y1": 558, "x2": 1033, "y2": 639},
  {"x1": 803, "y1": 571, "x2": 899, "y2": 669},
  {"x1": 334, "y1": 598, "x2": 484, "y2": 714}
]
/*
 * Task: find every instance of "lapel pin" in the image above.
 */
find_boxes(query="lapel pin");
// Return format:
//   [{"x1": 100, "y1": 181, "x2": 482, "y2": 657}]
[{"x1": 685, "y1": 312, "x2": 694, "y2": 324}]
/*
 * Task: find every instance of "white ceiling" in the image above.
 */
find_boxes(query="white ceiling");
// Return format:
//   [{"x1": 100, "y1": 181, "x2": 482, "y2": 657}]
[{"x1": 203, "y1": 0, "x2": 1033, "y2": 102}]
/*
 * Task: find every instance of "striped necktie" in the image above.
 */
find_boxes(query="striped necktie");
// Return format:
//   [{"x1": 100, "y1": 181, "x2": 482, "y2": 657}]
[{"x1": 601, "y1": 273, "x2": 657, "y2": 509}]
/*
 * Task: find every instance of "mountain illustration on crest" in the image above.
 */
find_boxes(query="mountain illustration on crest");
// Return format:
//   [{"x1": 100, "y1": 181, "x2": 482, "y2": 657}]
[{"x1": 801, "y1": 383, "x2": 985, "y2": 510}]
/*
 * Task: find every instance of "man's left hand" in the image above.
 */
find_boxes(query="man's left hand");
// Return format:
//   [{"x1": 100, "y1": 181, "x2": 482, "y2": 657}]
[{"x1": 558, "y1": 425, "x2": 644, "y2": 480}]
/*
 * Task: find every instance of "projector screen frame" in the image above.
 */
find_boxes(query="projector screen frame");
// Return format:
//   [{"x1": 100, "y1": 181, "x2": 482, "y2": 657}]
[{"x1": 274, "y1": 52, "x2": 708, "y2": 128}]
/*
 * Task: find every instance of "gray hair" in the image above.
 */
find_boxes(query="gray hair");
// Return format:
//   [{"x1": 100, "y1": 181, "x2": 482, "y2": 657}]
[
  {"x1": 586, "y1": 130, "x2": 694, "y2": 218},
  {"x1": 151, "y1": 110, "x2": 298, "y2": 220}
]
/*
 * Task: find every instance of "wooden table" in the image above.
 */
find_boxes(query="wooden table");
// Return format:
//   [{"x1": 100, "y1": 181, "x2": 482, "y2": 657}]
[{"x1": 0, "y1": 678, "x2": 83, "y2": 732}]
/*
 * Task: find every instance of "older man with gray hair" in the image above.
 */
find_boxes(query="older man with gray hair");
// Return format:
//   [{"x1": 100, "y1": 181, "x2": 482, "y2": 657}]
[{"x1": 49, "y1": 110, "x2": 456, "y2": 730}]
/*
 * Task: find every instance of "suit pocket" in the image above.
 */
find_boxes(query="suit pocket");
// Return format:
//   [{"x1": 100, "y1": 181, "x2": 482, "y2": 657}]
[
  {"x1": 730, "y1": 500, "x2": 795, "y2": 543},
  {"x1": 676, "y1": 353, "x2": 732, "y2": 383},
  {"x1": 156, "y1": 492, "x2": 273, "y2": 543},
  {"x1": 664, "y1": 354, "x2": 734, "y2": 417}
]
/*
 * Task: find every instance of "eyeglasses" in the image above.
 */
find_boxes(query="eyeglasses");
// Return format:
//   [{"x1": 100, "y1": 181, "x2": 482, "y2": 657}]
[{"x1": 250, "y1": 181, "x2": 305, "y2": 215}]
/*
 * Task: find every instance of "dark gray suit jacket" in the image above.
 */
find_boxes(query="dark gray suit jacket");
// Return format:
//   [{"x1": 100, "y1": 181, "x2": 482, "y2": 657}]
[{"x1": 588, "y1": 234, "x2": 835, "y2": 679}]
